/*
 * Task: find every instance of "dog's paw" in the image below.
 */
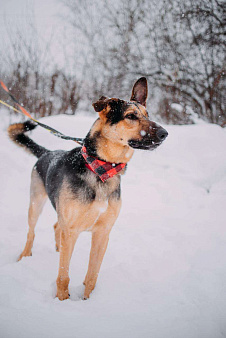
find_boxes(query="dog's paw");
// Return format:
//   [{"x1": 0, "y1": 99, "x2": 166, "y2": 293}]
[
  {"x1": 17, "y1": 251, "x2": 32, "y2": 261},
  {"x1": 83, "y1": 279, "x2": 96, "y2": 299},
  {"x1": 56, "y1": 290, "x2": 70, "y2": 301},
  {"x1": 56, "y1": 276, "x2": 70, "y2": 301},
  {"x1": 83, "y1": 286, "x2": 94, "y2": 300}
]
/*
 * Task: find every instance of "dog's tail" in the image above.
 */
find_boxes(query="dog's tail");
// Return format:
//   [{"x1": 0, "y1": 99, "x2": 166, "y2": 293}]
[{"x1": 8, "y1": 121, "x2": 48, "y2": 158}]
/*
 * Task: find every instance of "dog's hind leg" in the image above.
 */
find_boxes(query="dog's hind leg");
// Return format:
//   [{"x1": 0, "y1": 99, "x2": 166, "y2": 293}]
[
  {"x1": 53, "y1": 222, "x2": 60, "y2": 252},
  {"x1": 18, "y1": 169, "x2": 47, "y2": 261}
]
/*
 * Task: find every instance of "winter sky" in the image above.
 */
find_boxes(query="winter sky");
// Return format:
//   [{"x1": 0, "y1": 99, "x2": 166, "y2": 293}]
[{"x1": 0, "y1": 0, "x2": 66, "y2": 68}]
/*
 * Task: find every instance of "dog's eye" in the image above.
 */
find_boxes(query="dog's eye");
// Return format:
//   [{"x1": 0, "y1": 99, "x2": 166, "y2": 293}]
[{"x1": 125, "y1": 114, "x2": 138, "y2": 120}]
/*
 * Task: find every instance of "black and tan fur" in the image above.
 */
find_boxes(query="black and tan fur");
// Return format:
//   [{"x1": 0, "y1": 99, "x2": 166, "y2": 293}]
[{"x1": 8, "y1": 78, "x2": 168, "y2": 300}]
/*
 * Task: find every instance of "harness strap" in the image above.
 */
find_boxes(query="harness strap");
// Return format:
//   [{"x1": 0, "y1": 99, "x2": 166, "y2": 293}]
[{"x1": 0, "y1": 80, "x2": 84, "y2": 145}]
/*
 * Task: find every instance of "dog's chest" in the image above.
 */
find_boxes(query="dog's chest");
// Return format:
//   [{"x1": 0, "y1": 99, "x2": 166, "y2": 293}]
[
  {"x1": 86, "y1": 171, "x2": 120, "y2": 201},
  {"x1": 58, "y1": 173, "x2": 120, "y2": 232}
]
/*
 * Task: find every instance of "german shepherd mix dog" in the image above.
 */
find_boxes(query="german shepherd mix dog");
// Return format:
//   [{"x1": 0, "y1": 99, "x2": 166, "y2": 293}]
[{"x1": 8, "y1": 78, "x2": 168, "y2": 300}]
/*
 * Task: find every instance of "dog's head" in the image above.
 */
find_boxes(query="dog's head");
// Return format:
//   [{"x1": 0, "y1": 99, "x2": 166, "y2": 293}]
[{"x1": 93, "y1": 77, "x2": 168, "y2": 151}]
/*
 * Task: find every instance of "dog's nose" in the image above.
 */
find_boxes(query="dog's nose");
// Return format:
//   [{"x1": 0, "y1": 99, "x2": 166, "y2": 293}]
[{"x1": 156, "y1": 127, "x2": 168, "y2": 141}]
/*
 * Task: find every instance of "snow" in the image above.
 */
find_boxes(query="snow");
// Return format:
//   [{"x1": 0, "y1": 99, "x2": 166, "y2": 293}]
[
  {"x1": 0, "y1": 113, "x2": 226, "y2": 338},
  {"x1": 171, "y1": 103, "x2": 184, "y2": 113}
]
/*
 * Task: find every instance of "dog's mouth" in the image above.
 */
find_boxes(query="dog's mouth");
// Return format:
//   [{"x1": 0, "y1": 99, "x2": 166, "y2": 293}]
[{"x1": 128, "y1": 139, "x2": 162, "y2": 150}]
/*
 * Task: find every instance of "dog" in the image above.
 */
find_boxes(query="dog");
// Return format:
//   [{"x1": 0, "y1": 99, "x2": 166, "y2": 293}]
[{"x1": 8, "y1": 77, "x2": 168, "y2": 300}]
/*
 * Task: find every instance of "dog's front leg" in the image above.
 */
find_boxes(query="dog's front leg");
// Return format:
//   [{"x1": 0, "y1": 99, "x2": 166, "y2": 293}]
[
  {"x1": 56, "y1": 228, "x2": 79, "y2": 300},
  {"x1": 84, "y1": 199, "x2": 121, "y2": 299},
  {"x1": 83, "y1": 228, "x2": 111, "y2": 299}
]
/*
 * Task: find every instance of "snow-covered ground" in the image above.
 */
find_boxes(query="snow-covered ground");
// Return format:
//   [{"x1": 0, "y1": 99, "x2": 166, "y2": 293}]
[{"x1": 0, "y1": 113, "x2": 226, "y2": 338}]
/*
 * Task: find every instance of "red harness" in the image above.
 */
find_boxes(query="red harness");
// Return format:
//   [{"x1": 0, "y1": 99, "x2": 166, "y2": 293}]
[{"x1": 81, "y1": 146, "x2": 126, "y2": 182}]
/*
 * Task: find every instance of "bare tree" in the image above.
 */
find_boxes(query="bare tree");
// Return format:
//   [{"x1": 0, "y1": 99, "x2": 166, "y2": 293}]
[
  {"x1": 1, "y1": 3, "x2": 83, "y2": 118},
  {"x1": 148, "y1": 0, "x2": 226, "y2": 125},
  {"x1": 63, "y1": 0, "x2": 225, "y2": 125}
]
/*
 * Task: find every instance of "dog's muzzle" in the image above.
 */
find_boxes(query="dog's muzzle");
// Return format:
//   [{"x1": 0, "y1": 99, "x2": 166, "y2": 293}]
[{"x1": 128, "y1": 125, "x2": 168, "y2": 150}]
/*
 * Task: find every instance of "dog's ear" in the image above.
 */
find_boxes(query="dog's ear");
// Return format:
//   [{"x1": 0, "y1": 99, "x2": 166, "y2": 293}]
[
  {"x1": 92, "y1": 96, "x2": 109, "y2": 112},
  {"x1": 130, "y1": 77, "x2": 148, "y2": 107}
]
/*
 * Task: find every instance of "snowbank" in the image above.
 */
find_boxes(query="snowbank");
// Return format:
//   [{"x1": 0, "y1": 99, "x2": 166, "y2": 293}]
[{"x1": 0, "y1": 113, "x2": 226, "y2": 338}]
